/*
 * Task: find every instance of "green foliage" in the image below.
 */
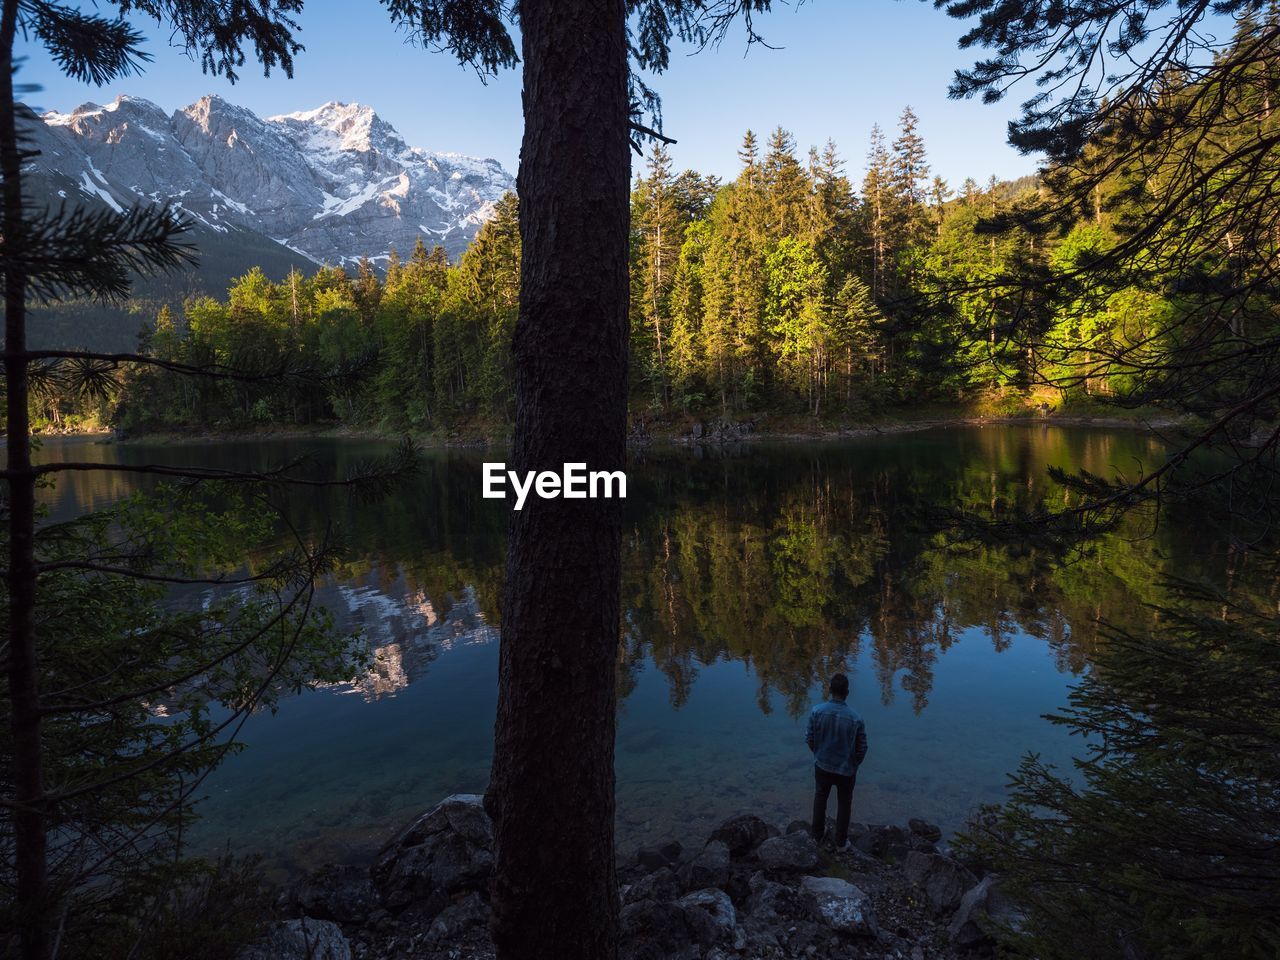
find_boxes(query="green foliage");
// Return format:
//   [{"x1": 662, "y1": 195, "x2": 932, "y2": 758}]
[
  {"x1": 956, "y1": 581, "x2": 1280, "y2": 959},
  {"x1": 0, "y1": 485, "x2": 369, "y2": 948}
]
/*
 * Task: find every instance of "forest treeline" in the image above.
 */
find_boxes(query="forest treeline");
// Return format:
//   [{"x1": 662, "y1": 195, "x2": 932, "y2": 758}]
[
  {"x1": 22, "y1": 12, "x2": 1274, "y2": 441},
  {"x1": 33, "y1": 101, "x2": 1160, "y2": 434}
]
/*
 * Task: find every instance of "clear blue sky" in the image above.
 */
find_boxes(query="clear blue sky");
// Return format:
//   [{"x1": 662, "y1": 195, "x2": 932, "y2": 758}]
[{"x1": 19, "y1": 1, "x2": 1036, "y2": 187}]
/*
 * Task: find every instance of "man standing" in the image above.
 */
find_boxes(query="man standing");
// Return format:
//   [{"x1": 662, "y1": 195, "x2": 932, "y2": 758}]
[{"x1": 806, "y1": 673, "x2": 868, "y2": 849}]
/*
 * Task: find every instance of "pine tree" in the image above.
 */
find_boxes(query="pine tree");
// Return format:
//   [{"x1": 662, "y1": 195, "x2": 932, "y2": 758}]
[
  {"x1": 862, "y1": 124, "x2": 893, "y2": 298},
  {"x1": 635, "y1": 143, "x2": 683, "y2": 406},
  {"x1": 762, "y1": 126, "x2": 808, "y2": 237}
]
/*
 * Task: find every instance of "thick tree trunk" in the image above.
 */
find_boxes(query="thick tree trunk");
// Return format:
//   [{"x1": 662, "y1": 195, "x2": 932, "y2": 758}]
[
  {"x1": 2, "y1": 1, "x2": 51, "y2": 956},
  {"x1": 486, "y1": 2, "x2": 629, "y2": 959}
]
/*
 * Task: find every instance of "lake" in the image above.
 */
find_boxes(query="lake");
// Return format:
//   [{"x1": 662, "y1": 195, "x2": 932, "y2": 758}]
[{"x1": 35, "y1": 424, "x2": 1257, "y2": 877}]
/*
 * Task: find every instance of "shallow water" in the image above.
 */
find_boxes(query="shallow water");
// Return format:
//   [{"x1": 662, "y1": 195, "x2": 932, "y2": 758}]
[{"x1": 34, "y1": 425, "x2": 1260, "y2": 875}]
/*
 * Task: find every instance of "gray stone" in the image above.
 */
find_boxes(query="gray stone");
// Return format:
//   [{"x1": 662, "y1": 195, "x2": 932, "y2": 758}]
[
  {"x1": 623, "y1": 867, "x2": 682, "y2": 906},
  {"x1": 676, "y1": 888, "x2": 737, "y2": 942},
  {"x1": 425, "y1": 891, "x2": 490, "y2": 944},
  {"x1": 636, "y1": 847, "x2": 672, "y2": 872},
  {"x1": 908, "y1": 818, "x2": 943, "y2": 843},
  {"x1": 757, "y1": 832, "x2": 821, "y2": 873},
  {"x1": 372, "y1": 794, "x2": 495, "y2": 914},
  {"x1": 290, "y1": 864, "x2": 377, "y2": 924},
  {"x1": 238, "y1": 918, "x2": 351, "y2": 960},
  {"x1": 620, "y1": 898, "x2": 719, "y2": 956},
  {"x1": 785, "y1": 819, "x2": 811, "y2": 836},
  {"x1": 799, "y1": 876, "x2": 877, "y2": 937},
  {"x1": 853, "y1": 823, "x2": 909, "y2": 858},
  {"x1": 903, "y1": 850, "x2": 978, "y2": 914},
  {"x1": 709, "y1": 814, "x2": 776, "y2": 857},
  {"x1": 658, "y1": 840, "x2": 683, "y2": 863},
  {"x1": 948, "y1": 874, "x2": 1025, "y2": 947},
  {"x1": 679, "y1": 840, "x2": 731, "y2": 891}
]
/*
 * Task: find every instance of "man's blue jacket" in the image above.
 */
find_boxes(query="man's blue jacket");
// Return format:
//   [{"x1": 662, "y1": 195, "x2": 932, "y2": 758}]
[{"x1": 806, "y1": 698, "x2": 869, "y2": 777}]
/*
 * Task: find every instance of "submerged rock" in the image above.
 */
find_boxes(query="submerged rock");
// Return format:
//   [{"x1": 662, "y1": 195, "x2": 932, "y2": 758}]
[{"x1": 709, "y1": 814, "x2": 775, "y2": 857}]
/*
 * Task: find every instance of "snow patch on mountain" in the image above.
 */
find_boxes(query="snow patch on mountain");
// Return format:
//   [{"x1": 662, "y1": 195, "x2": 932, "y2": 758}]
[{"x1": 25, "y1": 94, "x2": 514, "y2": 264}]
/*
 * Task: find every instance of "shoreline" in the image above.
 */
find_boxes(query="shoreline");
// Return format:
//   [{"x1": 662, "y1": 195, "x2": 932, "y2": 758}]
[{"x1": 31, "y1": 408, "x2": 1195, "y2": 450}]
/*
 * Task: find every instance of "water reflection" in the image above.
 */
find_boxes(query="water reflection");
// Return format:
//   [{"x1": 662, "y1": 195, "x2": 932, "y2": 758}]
[{"x1": 32, "y1": 426, "x2": 1277, "y2": 869}]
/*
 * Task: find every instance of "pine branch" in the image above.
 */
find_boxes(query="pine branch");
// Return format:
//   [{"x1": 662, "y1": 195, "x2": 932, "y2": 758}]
[{"x1": 4, "y1": 202, "x2": 195, "y2": 303}]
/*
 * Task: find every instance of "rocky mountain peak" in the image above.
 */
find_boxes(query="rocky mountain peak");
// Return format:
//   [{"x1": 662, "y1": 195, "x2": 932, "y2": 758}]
[{"x1": 25, "y1": 92, "x2": 514, "y2": 264}]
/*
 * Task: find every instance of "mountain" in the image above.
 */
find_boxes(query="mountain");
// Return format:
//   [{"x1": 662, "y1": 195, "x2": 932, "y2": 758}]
[
  {"x1": 17, "y1": 94, "x2": 515, "y2": 350},
  {"x1": 26, "y1": 93, "x2": 514, "y2": 265}
]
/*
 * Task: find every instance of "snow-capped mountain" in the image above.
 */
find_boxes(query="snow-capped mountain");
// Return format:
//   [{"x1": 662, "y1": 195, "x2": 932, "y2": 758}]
[{"x1": 24, "y1": 94, "x2": 514, "y2": 264}]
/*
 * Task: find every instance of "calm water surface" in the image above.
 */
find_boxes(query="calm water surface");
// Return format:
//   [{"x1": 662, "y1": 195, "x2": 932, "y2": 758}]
[{"x1": 36, "y1": 425, "x2": 1254, "y2": 875}]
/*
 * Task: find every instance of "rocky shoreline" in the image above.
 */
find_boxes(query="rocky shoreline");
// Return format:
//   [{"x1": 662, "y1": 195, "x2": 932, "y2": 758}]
[{"x1": 242, "y1": 795, "x2": 1021, "y2": 960}]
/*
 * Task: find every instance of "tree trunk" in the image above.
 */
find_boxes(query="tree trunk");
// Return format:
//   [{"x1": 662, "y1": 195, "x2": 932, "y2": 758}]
[
  {"x1": 2, "y1": 0, "x2": 51, "y2": 955},
  {"x1": 486, "y1": 2, "x2": 629, "y2": 959}
]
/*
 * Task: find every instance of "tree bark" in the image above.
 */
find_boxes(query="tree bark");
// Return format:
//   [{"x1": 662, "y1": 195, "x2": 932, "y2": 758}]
[
  {"x1": 2, "y1": 0, "x2": 51, "y2": 956},
  {"x1": 486, "y1": 2, "x2": 629, "y2": 959}
]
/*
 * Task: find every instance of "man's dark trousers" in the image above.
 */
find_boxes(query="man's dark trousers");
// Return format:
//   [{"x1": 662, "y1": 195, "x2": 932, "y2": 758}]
[{"x1": 812, "y1": 765, "x2": 854, "y2": 844}]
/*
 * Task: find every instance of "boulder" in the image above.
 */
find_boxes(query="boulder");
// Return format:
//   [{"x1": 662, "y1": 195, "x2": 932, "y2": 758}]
[
  {"x1": 289, "y1": 864, "x2": 377, "y2": 924},
  {"x1": 908, "y1": 818, "x2": 943, "y2": 843},
  {"x1": 623, "y1": 867, "x2": 682, "y2": 906},
  {"x1": 756, "y1": 832, "x2": 820, "y2": 873},
  {"x1": 679, "y1": 840, "x2": 730, "y2": 891},
  {"x1": 636, "y1": 847, "x2": 673, "y2": 873},
  {"x1": 372, "y1": 794, "x2": 494, "y2": 915},
  {"x1": 799, "y1": 875, "x2": 878, "y2": 937},
  {"x1": 740, "y1": 875, "x2": 816, "y2": 951},
  {"x1": 620, "y1": 896, "x2": 727, "y2": 956},
  {"x1": 948, "y1": 875, "x2": 1025, "y2": 948},
  {"x1": 238, "y1": 918, "x2": 351, "y2": 960},
  {"x1": 853, "y1": 823, "x2": 908, "y2": 859},
  {"x1": 903, "y1": 850, "x2": 978, "y2": 914},
  {"x1": 676, "y1": 888, "x2": 737, "y2": 942},
  {"x1": 785, "y1": 819, "x2": 811, "y2": 836},
  {"x1": 709, "y1": 814, "x2": 775, "y2": 857},
  {"x1": 659, "y1": 840, "x2": 684, "y2": 863},
  {"x1": 425, "y1": 891, "x2": 490, "y2": 944}
]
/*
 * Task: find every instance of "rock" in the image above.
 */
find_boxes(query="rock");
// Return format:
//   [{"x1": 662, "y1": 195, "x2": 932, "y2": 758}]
[
  {"x1": 853, "y1": 824, "x2": 909, "y2": 859},
  {"x1": 623, "y1": 867, "x2": 682, "y2": 906},
  {"x1": 785, "y1": 819, "x2": 811, "y2": 836},
  {"x1": 372, "y1": 794, "x2": 494, "y2": 915},
  {"x1": 903, "y1": 850, "x2": 978, "y2": 914},
  {"x1": 659, "y1": 840, "x2": 684, "y2": 863},
  {"x1": 238, "y1": 918, "x2": 351, "y2": 960},
  {"x1": 619, "y1": 898, "x2": 721, "y2": 957},
  {"x1": 737, "y1": 880, "x2": 814, "y2": 957},
  {"x1": 676, "y1": 888, "x2": 737, "y2": 942},
  {"x1": 709, "y1": 814, "x2": 775, "y2": 857},
  {"x1": 948, "y1": 875, "x2": 1025, "y2": 948},
  {"x1": 757, "y1": 832, "x2": 820, "y2": 873},
  {"x1": 290, "y1": 863, "x2": 377, "y2": 923},
  {"x1": 799, "y1": 876, "x2": 878, "y2": 938},
  {"x1": 425, "y1": 891, "x2": 490, "y2": 944},
  {"x1": 636, "y1": 847, "x2": 673, "y2": 873},
  {"x1": 908, "y1": 818, "x2": 943, "y2": 843},
  {"x1": 679, "y1": 840, "x2": 730, "y2": 891}
]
